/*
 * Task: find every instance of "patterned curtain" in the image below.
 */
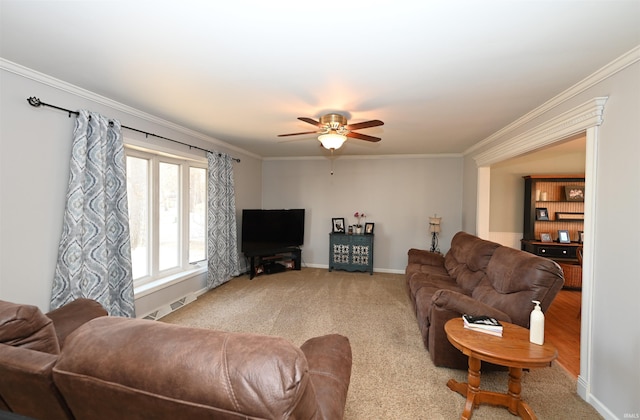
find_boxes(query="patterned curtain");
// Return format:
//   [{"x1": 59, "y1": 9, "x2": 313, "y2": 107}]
[
  {"x1": 207, "y1": 152, "x2": 240, "y2": 289},
  {"x1": 51, "y1": 110, "x2": 135, "y2": 317}
]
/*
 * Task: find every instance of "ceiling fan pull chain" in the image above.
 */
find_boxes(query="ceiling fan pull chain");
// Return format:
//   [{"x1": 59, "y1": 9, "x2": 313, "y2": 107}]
[{"x1": 330, "y1": 148, "x2": 335, "y2": 175}]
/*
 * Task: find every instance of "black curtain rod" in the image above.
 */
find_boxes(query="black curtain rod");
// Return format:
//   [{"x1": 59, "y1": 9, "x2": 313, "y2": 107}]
[{"x1": 27, "y1": 97, "x2": 240, "y2": 163}]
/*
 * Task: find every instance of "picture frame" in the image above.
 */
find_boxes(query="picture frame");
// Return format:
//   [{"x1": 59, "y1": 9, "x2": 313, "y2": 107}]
[
  {"x1": 578, "y1": 231, "x2": 584, "y2": 244},
  {"x1": 564, "y1": 186, "x2": 585, "y2": 202},
  {"x1": 332, "y1": 218, "x2": 345, "y2": 233},
  {"x1": 558, "y1": 230, "x2": 571, "y2": 244},
  {"x1": 535, "y1": 207, "x2": 549, "y2": 221},
  {"x1": 540, "y1": 233, "x2": 552, "y2": 243},
  {"x1": 555, "y1": 212, "x2": 584, "y2": 221},
  {"x1": 365, "y1": 222, "x2": 375, "y2": 234}
]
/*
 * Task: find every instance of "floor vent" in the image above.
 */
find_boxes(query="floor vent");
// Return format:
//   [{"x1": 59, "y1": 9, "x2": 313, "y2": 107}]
[
  {"x1": 142, "y1": 294, "x2": 196, "y2": 320},
  {"x1": 143, "y1": 311, "x2": 159, "y2": 320}
]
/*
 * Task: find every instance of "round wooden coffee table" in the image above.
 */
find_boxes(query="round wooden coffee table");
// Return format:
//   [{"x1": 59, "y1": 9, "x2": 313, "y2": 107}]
[{"x1": 444, "y1": 318, "x2": 558, "y2": 420}]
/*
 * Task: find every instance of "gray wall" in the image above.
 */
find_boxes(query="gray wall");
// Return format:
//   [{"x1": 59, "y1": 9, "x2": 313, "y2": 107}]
[{"x1": 261, "y1": 155, "x2": 463, "y2": 271}]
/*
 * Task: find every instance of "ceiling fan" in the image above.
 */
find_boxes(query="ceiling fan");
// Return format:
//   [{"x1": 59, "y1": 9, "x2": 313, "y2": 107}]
[{"x1": 278, "y1": 113, "x2": 384, "y2": 150}]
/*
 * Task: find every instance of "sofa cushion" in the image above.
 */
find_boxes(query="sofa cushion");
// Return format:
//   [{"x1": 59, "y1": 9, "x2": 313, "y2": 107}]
[
  {"x1": 444, "y1": 232, "x2": 500, "y2": 293},
  {"x1": 473, "y1": 246, "x2": 565, "y2": 327},
  {"x1": 409, "y1": 273, "x2": 463, "y2": 303},
  {"x1": 0, "y1": 300, "x2": 60, "y2": 355},
  {"x1": 405, "y1": 262, "x2": 449, "y2": 279}
]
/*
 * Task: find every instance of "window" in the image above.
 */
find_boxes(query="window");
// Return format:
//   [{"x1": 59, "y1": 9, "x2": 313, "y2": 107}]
[{"x1": 125, "y1": 146, "x2": 207, "y2": 288}]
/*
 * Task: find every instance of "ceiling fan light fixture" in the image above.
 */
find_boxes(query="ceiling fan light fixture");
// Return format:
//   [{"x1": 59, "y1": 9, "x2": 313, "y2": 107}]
[{"x1": 318, "y1": 133, "x2": 347, "y2": 150}]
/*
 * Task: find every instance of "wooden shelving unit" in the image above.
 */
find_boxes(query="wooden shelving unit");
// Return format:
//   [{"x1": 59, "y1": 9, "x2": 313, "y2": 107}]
[{"x1": 522, "y1": 174, "x2": 585, "y2": 262}]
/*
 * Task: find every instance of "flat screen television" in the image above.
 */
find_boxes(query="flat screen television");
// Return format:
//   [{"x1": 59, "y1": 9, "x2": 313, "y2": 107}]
[{"x1": 241, "y1": 209, "x2": 305, "y2": 254}]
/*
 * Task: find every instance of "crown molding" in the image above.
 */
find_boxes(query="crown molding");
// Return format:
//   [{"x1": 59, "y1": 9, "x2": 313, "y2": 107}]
[
  {"x1": 0, "y1": 58, "x2": 261, "y2": 160},
  {"x1": 262, "y1": 153, "x2": 463, "y2": 161},
  {"x1": 473, "y1": 97, "x2": 607, "y2": 167},
  {"x1": 466, "y1": 45, "x2": 639, "y2": 157}
]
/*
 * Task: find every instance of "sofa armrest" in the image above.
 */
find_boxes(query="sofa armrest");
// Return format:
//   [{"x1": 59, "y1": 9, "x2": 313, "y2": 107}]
[
  {"x1": 408, "y1": 248, "x2": 445, "y2": 266},
  {"x1": 46, "y1": 299, "x2": 107, "y2": 347},
  {"x1": 300, "y1": 334, "x2": 352, "y2": 420},
  {"x1": 0, "y1": 344, "x2": 73, "y2": 419},
  {"x1": 431, "y1": 289, "x2": 512, "y2": 323}
]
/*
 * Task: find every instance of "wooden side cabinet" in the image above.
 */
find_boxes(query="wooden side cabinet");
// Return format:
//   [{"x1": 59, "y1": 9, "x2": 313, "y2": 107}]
[{"x1": 329, "y1": 233, "x2": 374, "y2": 275}]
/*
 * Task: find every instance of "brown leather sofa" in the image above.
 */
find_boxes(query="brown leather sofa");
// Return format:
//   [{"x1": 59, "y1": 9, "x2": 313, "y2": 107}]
[
  {"x1": 406, "y1": 231, "x2": 564, "y2": 369},
  {"x1": 0, "y1": 299, "x2": 353, "y2": 420}
]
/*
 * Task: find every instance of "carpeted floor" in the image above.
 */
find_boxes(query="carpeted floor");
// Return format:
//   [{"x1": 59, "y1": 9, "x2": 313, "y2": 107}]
[{"x1": 161, "y1": 268, "x2": 602, "y2": 419}]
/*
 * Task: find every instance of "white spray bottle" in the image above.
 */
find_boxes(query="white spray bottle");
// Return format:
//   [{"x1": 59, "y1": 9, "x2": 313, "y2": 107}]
[{"x1": 529, "y1": 300, "x2": 545, "y2": 345}]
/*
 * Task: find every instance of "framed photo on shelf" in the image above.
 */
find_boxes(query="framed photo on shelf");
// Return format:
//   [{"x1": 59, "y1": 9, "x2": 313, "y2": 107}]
[
  {"x1": 558, "y1": 230, "x2": 571, "y2": 244},
  {"x1": 540, "y1": 233, "x2": 552, "y2": 243},
  {"x1": 365, "y1": 222, "x2": 375, "y2": 234},
  {"x1": 332, "y1": 218, "x2": 345, "y2": 233},
  {"x1": 564, "y1": 186, "x2": 585, "y2": 201},
  {"x1": 535, "y1": 207, "x2": 549, "y2": 221},
  {"x1": 555, "y1": 212, "x2": 584, "y2": 221}
]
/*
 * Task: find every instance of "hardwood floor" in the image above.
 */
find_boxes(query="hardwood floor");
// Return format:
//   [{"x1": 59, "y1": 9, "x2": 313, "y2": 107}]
[{"x1": 545, "y1": 289, "x2": 581, "y2": 377}]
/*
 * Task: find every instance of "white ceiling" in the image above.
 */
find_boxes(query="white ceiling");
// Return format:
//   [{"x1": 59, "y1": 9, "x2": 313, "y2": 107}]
[{"x1": 1, "y1": 1, "x2": 638, "y2": 158}]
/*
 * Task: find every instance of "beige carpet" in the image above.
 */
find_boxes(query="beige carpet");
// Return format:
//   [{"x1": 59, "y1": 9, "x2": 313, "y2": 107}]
[{"x1": 161, "y1": 268, "x2": 601, "y2": 419}]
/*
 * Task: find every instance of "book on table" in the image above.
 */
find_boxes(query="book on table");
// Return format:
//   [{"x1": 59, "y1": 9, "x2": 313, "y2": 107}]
[{"x1": 462, "y1": 314, "x2": 503, "y2": 337}]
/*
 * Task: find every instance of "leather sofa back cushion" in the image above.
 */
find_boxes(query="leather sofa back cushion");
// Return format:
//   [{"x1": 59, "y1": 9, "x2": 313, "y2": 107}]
[
  {"x1": 473, "y1": 247, "x2": 564, "y2": 326},
  {"x1": 0, "y1": 300, "x2": 60, "y2": 354},
  {"x1": 53, "y1": 317, "x2": 320, "y2": 419},
  {"x1": 445, "y1": 232, "x2": 500, "y2": 293}
]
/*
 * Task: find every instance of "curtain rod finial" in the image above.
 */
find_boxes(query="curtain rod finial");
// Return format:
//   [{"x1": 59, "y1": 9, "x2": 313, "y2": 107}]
[{"x1": 27, "y1": 97, "x2": 42, "y2": 107}]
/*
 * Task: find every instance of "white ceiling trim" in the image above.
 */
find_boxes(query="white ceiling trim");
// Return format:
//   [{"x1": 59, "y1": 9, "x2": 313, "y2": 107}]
[
  {"x1": 262, "y1": 153, "x2": 463, "y2": 161},
  {"x1": 466, "y1": 45, "x2": 639, "y2": 156},
  {"x1": 472, "y1": 97, "x2": 607, "y2": 167},
  {"x1": 0, "y1": 58, "x2": 261, "y2": 160}
]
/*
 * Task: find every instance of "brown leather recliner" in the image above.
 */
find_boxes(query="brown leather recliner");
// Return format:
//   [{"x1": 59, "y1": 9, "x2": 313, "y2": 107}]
[
  {"x1": 0, "y1": 298, "x2": 108, "y2": 419},
  {"x1": 1, "y1": 300, "x2": 353, "y2": 420},
  {"x1": 406, "y1": 231, "x2": 564, "y2": 369}
]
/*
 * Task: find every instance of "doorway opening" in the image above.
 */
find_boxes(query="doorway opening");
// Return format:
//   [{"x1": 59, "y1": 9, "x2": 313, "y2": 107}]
[
  {"x1": 473, "y1": 96, "x2": 606, "y2": 393},
  {"x1": 487, "y1": 133, "x2": 585, "y2": 377}
]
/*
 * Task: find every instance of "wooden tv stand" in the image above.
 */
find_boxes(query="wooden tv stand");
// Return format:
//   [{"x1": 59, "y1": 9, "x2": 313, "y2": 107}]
[{"x1": 244, "y1": 247, "x2": 301, "y2": 279}]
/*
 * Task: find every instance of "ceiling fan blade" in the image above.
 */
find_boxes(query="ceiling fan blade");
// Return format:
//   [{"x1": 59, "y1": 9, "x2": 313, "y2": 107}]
[
  {"x1": 345, "y1": 119, "x2": 384, "y2": 130},
  {"x1": 298, "y1": 117, "x2": 322, "y2": 127},
  {"x1": 347, "y1": 131, "x2": 381, "y2": 142},
  {"x1": 277, "y1": 130, "x2": 320, "y2": 137}
]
